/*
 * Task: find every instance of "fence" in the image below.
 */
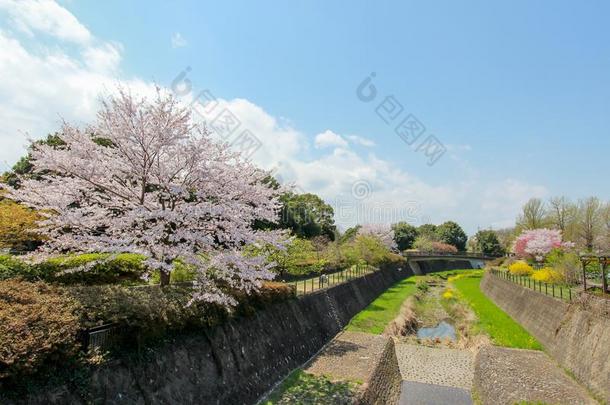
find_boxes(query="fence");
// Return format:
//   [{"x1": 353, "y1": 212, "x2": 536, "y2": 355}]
[
  {"x1": 81, "y1": 323, "x2": 122, "y2": 352},
  {"x1": 404, "y1": 251, "x2": 500, "y2": 259},
  {"x1": 290, "y1": 263, "x2": 377, "y2": 296},
  {"x1": 489, "y1": 268, "x2": 575, "y2": 301}
]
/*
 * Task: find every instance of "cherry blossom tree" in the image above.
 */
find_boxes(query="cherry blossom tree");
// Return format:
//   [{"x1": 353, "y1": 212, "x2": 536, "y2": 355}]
[
  {"x1": 5, "y1": 88, "x2": 286, "y2": 306},
  {"x1": 357, "y1": 223, "x2": 397, "y2": 250},
  {"x1": 512, "y1": 228, "x2": 573, "y2": 262}
]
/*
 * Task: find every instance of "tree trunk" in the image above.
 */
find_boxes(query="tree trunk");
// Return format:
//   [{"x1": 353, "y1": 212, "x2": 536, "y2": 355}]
[{"x1": 159, "y1": 271, "x2": 171, "y2": 286}]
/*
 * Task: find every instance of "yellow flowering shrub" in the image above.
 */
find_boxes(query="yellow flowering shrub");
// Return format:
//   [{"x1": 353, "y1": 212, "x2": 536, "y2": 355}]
[
  {"x1": 508, "y1": 261, "x2": 534, "y2": 276},
  {"x1": 442, "y1": 289, "x2": 454, "y2": 299},
  {"x1": 531, "y1": 268, "x2": 563, "y2": 283},
  {"x1": 447, "y1": 274, "x2": 464, "y2": 283}
]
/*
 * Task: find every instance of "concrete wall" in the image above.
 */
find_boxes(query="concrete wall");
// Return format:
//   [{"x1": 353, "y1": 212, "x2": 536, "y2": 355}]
[
  {"x1": 361, "y1": 338, "x2": 402, "y2": 405},
  {"x1": 11, "y1": 262, "x2": 413, "y2": 405},
  {"x1": 409, "y1": 259, "x2": 473, "y2": 275},
  {"x1": 481, "y1": 273, "x2": 610, "y2": 403}
]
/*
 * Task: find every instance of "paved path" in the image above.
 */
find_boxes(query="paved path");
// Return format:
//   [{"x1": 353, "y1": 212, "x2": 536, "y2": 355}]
[
  {"x1": 395, "y1": 343, "x2": 474, "y2": 404},
  {"x1": 474, "y1": 346, "x2": 597, "y2": 405},
  {"x1": 305, "y1": 331, "x2": 388, "y2": 382},
  {"x1": 399, "y1": 381, "x2": 472, "y2": 405}
]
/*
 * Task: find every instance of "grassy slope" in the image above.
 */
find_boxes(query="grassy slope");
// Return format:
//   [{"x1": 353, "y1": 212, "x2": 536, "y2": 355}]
[
  {"x1": 345, "y1": 276, "x2": 417, "y2": 334},
  {"x1": 452, "y1": 274, "x2": 542, "y2": 350},
  {"x1": 262, "y1": 369, "x2": 359, "y2": 404}
]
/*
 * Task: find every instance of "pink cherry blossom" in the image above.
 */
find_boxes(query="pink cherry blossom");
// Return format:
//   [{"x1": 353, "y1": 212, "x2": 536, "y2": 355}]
[
  {"x1": 357, "y1": 223, "x2": 397, "y2": 250},
  {"x1": 4, "y1": 87, "x2": 287, "y2": 307},
  {"x1": 512, "y1": 228, "x2": 571, "y2": 262}
]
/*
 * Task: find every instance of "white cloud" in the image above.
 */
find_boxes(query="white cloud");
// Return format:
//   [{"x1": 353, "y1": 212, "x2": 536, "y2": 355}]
[
  {"x1": 82, "y1": 42, "x2": 123, "y2": 73},
  {"x1": 314, "y1": 130, "x2": 348, "y2": 149},
  {"x1": 347, "y1": 134, "x2": 375, "y2": 147},
  {"x1": 0, "y1": 0, "x2": 91, "y2": 44},
  {"x1": 0, "y1": 1, "x2": 153, "y2": 171},
  {"x1": 171, "y1": 32, "x2": 187, "y2": 48}
]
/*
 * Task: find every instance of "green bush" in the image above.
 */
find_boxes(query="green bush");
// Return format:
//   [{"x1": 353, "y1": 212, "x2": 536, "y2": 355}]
[
  {"x1": 0, "y1": 279, "x2": 81, "y2": 380},
  {"x1": 0, "y1": 253, "x2": 147, "y2": 284},
  {"x1": 0, "y1": 255, "x2": 39, "y2": 280},
  {"x1": 38, "y1": 253, "x2": 147, "y2": 284},
  {"x1": 545, "y1": 249, "x2": 580, "y2": 285},
  {"x1": 149, "y1": 260, "x2": 198, "y2": 284}
]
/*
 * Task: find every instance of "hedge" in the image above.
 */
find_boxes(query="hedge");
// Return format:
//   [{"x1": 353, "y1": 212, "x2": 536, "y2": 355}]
[
  {"x1": 0, "y1": 253, "x2": 147, "y2": 284},
  {"x1": 0, "y1": 279, "x2": 295, "y2": 382},
  {"x1": 0, "y1": 280, "x2": 81, "y2": 380}
]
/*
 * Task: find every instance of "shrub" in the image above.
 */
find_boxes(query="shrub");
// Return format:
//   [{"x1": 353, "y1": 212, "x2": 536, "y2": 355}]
[
  {"x1": 0, "y1": 255, "x2": 38, "y2": 280},
  {"x1": 413, "y1": 236, "x2": 435, "y2": 252},
  {"x1": 0, "y1": 198, "x2": 43, "y2": 252},
  {"x1": 531, "y1": 268, "x2": 564, "y2": 283},
  {"x1": 1, "y1": 253, "x2": 147, "y2": 284},
  {"x1": 413, "y1": 237, "x2": 458, "y2": 253},
  {"x1": 416, "y1": 280, "x2": 429, "y2": 293},
  {"x1": 149, "y1": 260, "x2": 198, "y2": 284},
  {"x1": 508, "y1": 261, "x2": 534, "y2": 276},
  {"x1": 431, "y1": 241, "x2": 458, "y2": 253},
  {"x1": 67, "y1": 281, "x2": 296, "y2": 341},
  {"x1": 342, "y1": 235, "x2": 394, "y2": 266},
  {"x1": 545, "y1": 249, "x2": 580, "y2": 285},
  {"x1": 37, "y1": 253, "x2": 147, "y2": 284},
  {"x1": 0, "y1": 280, "x2": 81, "y2": 380},
  {"x1": 442, "y1": 289, "x2": 455, "y2": 299}
]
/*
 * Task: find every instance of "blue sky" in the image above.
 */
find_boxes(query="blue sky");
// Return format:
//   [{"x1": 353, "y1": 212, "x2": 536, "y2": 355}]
[{"x1": 1, "y1": 0, "x2": 608, "y2": 234}]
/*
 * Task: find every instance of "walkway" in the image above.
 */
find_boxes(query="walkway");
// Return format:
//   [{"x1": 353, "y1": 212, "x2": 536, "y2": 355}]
[{"x1": 396, "y1": 344, "x2": 474, "y2": 405}]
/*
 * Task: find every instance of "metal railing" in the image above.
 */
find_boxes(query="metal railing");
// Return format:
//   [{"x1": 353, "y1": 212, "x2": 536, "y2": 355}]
[
  {"x1": 81, "y1": 323, "x2": 122, "y2": 352},
  {"x1": 404, "y1": 251, "x2": 500, "y2": 259},
  {"x1": 489, "y1": 268, "x2": 575, "y2": 301},
  {"x1": 290, "y1": 263, "x2": 376, "y2": 296}
]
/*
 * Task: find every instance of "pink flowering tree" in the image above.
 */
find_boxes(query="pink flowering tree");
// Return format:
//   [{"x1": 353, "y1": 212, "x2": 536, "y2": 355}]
[
  {"x1": 357, "y1": 223, "x2": 398, "y2": 251},
  {"x1": 5, "y1": 88, "x2": 287, "y2": 306},
  {"x1": 512, "y1": 228, "x2": 573, "y2": 262}
]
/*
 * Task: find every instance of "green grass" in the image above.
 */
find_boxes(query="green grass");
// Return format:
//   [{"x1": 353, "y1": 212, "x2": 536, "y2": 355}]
[
  {"x1": 262, "y1": 369, "x2": 359, "y2": 404},
  {"x1": 452, "y1": 274, "x2": 542, "y2": 350},
  {"x1": 345, "y1": 276, "x2": 417, "y2": 334}
]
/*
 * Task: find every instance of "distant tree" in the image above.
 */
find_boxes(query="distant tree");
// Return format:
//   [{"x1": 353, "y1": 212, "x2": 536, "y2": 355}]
[
  {"x1": 339, "y1": 225, "x2": 361, "y2": 244},
  {"x1": 473, "y1": 230, "x2": 504, "y2": 256},
  {"x1": 494, "y1": 227, "x2": 517, "y2": 253},
  {"x1": 517, "y1": 198, "x2": 547, "y2": 230},
  {"x1": 392, "y1": 222, "x2": 418, "y2": 250},
  {"x1": 279, "y1": 192, "x2": 336, "y2": 240},
  {"x1": 2, "y1": 133, "x2": 66, "y2": 189},
  {"x1": 417, "y1": 224, "x2": 438, "y2": 240},
  {"x1": 547, "y1": 197, "x2": 576, "y2": 232},
  {"x1": 512, "y1": 228, "x2": 571, "y2": 262},
  {"x1": 357, "y1": 223, "x2": 397, "y2": 250},
  {"x1": 413, "y1": 236, "x2": 457, "y2": 253},
  {"x1": 577, "y1": 197, "x2": 603, "y2": 251},
  {"x1": 603, "y1": 202, "x2": 610, "y2": 250},
  {"x1": 435, "y1": 221, "x2": 467, "y2": 251}
]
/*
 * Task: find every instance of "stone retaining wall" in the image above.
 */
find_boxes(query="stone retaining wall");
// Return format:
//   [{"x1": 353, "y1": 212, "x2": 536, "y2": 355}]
[
  {"x1": 360, "y1": 338, "x2": 402, "y2": 405},
  {"x1": 11, "y1": 262, "x2": 413, "y2": 405},
  {"x1": 481, "y1": 273, "x2": 610, "y2": 403}
]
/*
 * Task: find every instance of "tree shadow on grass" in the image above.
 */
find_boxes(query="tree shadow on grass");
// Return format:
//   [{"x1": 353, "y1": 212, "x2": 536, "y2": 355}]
[{"x1": 321, "y1": 340, "x2": 364, "y2": 357}]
